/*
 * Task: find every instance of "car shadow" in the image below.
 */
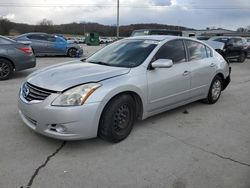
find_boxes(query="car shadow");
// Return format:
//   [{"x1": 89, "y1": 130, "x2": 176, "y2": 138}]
[
  {"x1": 12, "y1": 69, "x2": 35, "y2": 80},
  {"x1": 59, "y1": 101, "x2": 202, "y2": 150}
]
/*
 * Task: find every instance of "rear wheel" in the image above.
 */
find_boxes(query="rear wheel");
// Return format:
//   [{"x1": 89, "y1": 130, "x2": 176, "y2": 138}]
[
  {"x1": 238, "y1": 52, "x2": 246, "y2": 63},
  {"x1": 203, "y1": 76, "x2": 223, "y2": 104},
  {"x1": 98, "y1": 94, "x2": 136, "y2": 143},
  {"x1": 0, "y1": 59, "x2": 13, "y2": 80},
  {"x1": 67, "y1": 48, "x2": 77, "y2": 57}
]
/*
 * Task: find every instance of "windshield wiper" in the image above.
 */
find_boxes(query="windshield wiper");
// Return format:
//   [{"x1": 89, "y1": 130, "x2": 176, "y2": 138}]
[{"x1": 87, "y1": 61, "x2": 111, "y2": 66}]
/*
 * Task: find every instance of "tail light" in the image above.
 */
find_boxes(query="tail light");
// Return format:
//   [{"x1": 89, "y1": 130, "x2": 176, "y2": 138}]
[{"x1": 18, "y1": 47, "x2": 33, "y2": 54}]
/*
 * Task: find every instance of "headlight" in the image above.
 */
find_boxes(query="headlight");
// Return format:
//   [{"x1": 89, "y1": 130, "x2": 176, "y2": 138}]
[{"x1": 52, "y1": 83, "x2": 101, "y2": 106}]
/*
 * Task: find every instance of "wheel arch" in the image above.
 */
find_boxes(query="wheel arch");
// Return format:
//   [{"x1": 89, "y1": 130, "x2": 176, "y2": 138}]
[
  {"x1": 215, "y1": 72, "x2": 227, "y2": 90},
  {"x1": 100, "y1": 90, "x2": 144, "y2": 121},
  {"x1": 0, "y1": 56, "x2": 15, "y2": 70}
]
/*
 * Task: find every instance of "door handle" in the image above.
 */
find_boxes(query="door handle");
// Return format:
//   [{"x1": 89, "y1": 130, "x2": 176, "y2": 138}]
[
  {"x1": 210, "y1": 63, "x2": 216, "y2": 67},
  {"x1": 183, "y1": 71, "x2": 190, "y2": 76}
]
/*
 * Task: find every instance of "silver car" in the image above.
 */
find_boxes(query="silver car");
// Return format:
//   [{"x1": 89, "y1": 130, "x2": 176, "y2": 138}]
[{"x1": 18, "y1": 36, "x2": 231, "y2": 142}]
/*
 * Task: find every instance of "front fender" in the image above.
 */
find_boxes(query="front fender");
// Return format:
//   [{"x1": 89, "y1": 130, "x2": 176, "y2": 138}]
[{"x1": 86, "y1": 73, "x2": 148, "y2": 119}]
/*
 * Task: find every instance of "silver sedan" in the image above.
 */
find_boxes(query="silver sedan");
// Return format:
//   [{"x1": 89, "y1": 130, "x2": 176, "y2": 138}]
[{"x1": 18, "y1": 36, "x2": 231, "y2": 142}]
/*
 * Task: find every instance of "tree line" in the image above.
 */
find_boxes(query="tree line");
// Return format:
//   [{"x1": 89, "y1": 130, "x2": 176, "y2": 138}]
[{"x1": 0, "y1": 18, "x2": 190, "y2": 36}]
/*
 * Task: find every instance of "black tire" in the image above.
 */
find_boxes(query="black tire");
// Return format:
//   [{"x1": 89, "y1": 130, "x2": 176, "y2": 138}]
[
  {"x1": 67, "y1": 48, "x2": 77, "y2": 57},
  {"x1": 238, "y1": 52, "x2": 246, "y2": 63},
  {"x1": 0, "y1": 59, "x2": 13, "y2": 81},
  {"x1": 98, "y1": 94, "x2": 136, "y2": 143},
  {"x1": 203, "y1": 76, "x2": 223, "y2": 104},
  {"x1": 32, "y1": 48, "x2": 36, "y2": 56}
]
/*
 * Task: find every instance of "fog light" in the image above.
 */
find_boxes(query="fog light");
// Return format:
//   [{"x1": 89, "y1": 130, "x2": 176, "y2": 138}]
[{"x1": 48, "y1": 124, "x2": 67, "y2": 133}]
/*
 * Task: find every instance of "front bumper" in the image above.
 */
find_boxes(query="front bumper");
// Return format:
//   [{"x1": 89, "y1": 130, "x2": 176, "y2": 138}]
[{"x1": 18, "y1": 93, "x2": 102, "y2": 140}]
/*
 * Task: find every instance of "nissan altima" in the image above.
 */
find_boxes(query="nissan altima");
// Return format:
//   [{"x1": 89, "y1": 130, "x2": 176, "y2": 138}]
[{"x1": 18, "y1": 36, "x2": 231, "y2": 142}]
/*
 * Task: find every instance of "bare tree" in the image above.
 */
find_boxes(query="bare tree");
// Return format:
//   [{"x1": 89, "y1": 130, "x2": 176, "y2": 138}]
[
  {"x1": 35, "y1": 18, "x2": 55, "y2": 33},
  {"x1": 0, "y1": 18, "x2": 13, "y2": 35}
]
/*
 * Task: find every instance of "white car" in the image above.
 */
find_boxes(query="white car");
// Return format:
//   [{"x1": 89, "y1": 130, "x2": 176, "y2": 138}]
[{"x1": 100, "y1": 37, "x2": 113, "y2": 44}]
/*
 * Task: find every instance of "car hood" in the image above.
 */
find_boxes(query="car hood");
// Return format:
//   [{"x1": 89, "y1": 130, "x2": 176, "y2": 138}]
[{"x1": 27, "y1": 60, "x2": 130, "y2": 91}]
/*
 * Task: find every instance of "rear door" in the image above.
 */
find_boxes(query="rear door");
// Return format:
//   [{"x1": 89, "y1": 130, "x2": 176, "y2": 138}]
[
  {"x1": 184, "y1": 40, "x2": 217, "y2": 98},
  {"x1": 147, "y1": 39, "x2": 191, "y2": 112},
  {"x1": 27, "y1": 34, "x2": 48, "y2": 54}
]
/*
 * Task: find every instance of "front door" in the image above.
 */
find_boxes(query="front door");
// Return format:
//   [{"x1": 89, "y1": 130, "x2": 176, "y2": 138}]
[{"x1": 147, "y1": 39, "x2": 191, "y2": 112}]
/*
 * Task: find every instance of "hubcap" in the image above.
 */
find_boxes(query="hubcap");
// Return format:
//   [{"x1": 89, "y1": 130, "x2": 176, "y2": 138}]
[
  {"x1": 114, "y1": 104, "x2": 130, "y2": 132},
  {"x1": 0, "y1": 62, "x2": 10, "y2": 78},
  {"x1": 211, "y1": 80, "x2": 221, "y2": 100}
]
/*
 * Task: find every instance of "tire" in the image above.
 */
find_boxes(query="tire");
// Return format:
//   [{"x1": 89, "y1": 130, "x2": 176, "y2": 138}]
[
  {"x1": 32, "y1": 48, "x2": 36, "y2": 56},
  {"x1": 203, "y1": 76, "x2": 223, "y2": 104},
  {"x1": 0, "y1": 59, "x2": 13, "y2": 81},
  {"x1": 67, "y1": 48, "x2": 77, "y2": 57},
  {"x1": 98, "y1": 94, "x2": 136, "y2": 143},
  {"x1": 238, "y1": 52, "x2": 246, "y2": 63}
]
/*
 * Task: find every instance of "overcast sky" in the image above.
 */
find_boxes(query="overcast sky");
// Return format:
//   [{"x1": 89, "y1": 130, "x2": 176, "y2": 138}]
[{"x1": 0, "y1": 0, "x2": 250, "y2": 30}]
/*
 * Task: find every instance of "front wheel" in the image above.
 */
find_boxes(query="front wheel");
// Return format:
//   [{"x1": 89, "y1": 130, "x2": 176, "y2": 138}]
[
  {"x1": 67, "y1": 48, "x2": 77, "y2": 57},
  {"x1": 0, "y1": 59, "x2": 13, "y2": 80},
  {"x1": 98, "y1": 95, "x2": 136, "y2": 143},
  {"x1": 238, "y1": 52, "x2": 246, "y2": 63},
  {"x1": 203, "y1": 76, "x2": 223, "y2": 104}
]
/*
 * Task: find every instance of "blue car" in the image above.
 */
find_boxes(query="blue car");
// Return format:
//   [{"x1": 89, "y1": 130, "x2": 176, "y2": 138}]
[{"x1": 15, "y1": 33, "x2": 83, "y2": 57}]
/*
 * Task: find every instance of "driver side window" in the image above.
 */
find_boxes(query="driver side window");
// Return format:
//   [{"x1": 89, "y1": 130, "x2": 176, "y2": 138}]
[{"x1": 154, "y1": 39, "x2": 187, "y2": 63}]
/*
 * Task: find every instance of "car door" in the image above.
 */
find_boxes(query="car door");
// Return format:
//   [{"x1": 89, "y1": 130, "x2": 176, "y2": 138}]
[
  {"x1": 45, "y1": 35, "x2": 57, "y2": 54},
  {"x1": 147, "y1": 39, "x2": 191, "y2": 112},
  {"x1": 225, "y1": 38, "x2": 240, "y2": 58},
  {"x1": 45, "y1": 35, "x2": 67, "y2": 55},
  {"x1": 27, "y1": 34, "x2": 48, "y2": 54},
  {"x1": 185, "y1": 40, "x2": 217, "y2": 98}
]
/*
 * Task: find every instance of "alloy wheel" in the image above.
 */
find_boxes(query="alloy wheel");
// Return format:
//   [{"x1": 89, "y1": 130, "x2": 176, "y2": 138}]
[{"x1": 0, "y1": 62, "x2": 10, "y2": 78}]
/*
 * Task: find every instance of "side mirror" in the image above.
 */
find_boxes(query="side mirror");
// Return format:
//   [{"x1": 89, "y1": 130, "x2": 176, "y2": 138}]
[{"x1": 151, "y1": 59, "x2": 173, "y2": 69}]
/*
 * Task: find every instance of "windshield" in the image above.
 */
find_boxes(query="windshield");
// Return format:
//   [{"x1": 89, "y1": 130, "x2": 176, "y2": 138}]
[{"x1": 86, "y1": 39, "x2": 157, "y2": 68}]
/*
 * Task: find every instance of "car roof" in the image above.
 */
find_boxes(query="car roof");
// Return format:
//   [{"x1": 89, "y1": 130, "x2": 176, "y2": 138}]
[{"x1": 16, "y1": 32, "x2": 48, "y2": 38}]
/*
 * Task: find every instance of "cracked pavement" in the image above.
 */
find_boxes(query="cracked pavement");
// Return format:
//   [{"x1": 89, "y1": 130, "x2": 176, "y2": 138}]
[{"x1": 0, "y1": 46, "x2": 250, "y2": 188}]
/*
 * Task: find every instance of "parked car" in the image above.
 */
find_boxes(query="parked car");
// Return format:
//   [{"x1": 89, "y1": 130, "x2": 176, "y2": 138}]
[
  {"x1": 67, "y1": 37, "x2": 79, "y2": 44},
  {"x1": 15, "y1": 33, "x2": 83, "y2": 57},
  {"x1": 18, "y1": 36, "x2": 231, "y2": 142},
  {"x1": 208, "y1": 36, "x2": 249, "y2": 62},
  {"x1": 99, "y1": 37, "x2": 113, "y2": 44},
  {"x1": 0, "y1": 36, "x2": 36, "y2": 80},
  {"x1": 131, "y1": 29, "x2": 182, "y2": 37},
  {"x1": 78, "y1": 37, "x2": 85, "y2": 44},
  {"x1": 196, "y1": 36, "x2": 211, "y2": 41},
  {"x1": 244, "y1": 38, "x2": 250, "y2": 57}
]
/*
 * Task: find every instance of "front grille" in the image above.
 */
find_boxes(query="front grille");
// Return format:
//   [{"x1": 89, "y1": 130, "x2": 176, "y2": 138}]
[{"x1": 22, "y1": 82, "x2": 56, "y2": 102}]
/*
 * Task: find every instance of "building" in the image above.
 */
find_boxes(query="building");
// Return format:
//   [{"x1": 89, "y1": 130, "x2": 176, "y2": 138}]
[{"x1": 182, "y1": 29, "x2": 235, "y2": 37}]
